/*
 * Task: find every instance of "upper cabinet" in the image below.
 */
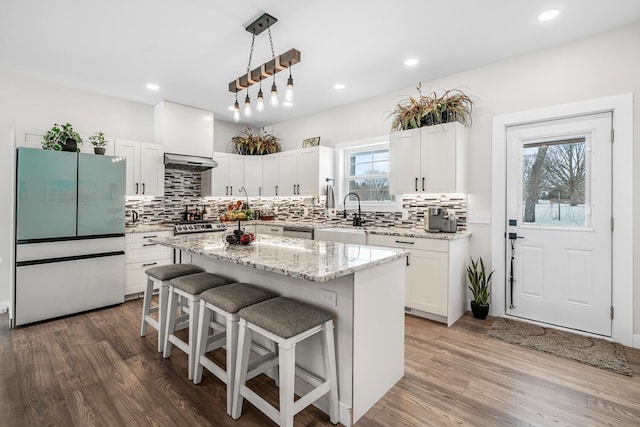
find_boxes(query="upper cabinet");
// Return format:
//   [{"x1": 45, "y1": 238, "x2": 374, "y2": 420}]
[
  {"x1": 243, "y1": 156, "x2": 263, "y2": 197},
  {"x1": 154, "y1": 100, "x2": 214, "y2": 158},
  {"x1": 262, "y1": 153, "x2": 280, "y2": 196},
  {"x1": 390, "y1": 122, "x2": 467, "y2": 194},
  {"x1": 202, "y1": 152, "x2": 244, "y2": 197},
  {"x1": 114, "y1": 139, "x2": 164, "y2": 197},
  {"x1": 279, "y1": 146, "x2": 334, "y2": 197}
]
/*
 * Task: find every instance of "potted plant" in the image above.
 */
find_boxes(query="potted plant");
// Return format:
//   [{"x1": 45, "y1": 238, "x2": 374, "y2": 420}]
[
  {"x1": 41, "y1": 122, "x2": 83, "y2": 152},
  {"x1": 467, "y1": 256, "x2": 494, "y2": 319},
  {"x1": 230, "y1": 127, "x2": 281, "y2": 155},
  {"x1": 89, "y1": 131, "x2": 107, "y2": 155},
  {"x1": 389, "y1": 83, "x2": 474, "y2": 132}
]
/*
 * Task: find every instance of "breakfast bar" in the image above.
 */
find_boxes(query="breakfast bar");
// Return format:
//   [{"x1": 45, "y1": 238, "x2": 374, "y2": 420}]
[{"x1": 151, "y1": 233, "x2": 408, "y2": 426}]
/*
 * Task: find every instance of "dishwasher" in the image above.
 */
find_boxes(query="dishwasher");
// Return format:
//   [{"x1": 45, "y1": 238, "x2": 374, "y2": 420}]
[{"x1": 282, "y1": 227, "x2": 314, "y2": 240}]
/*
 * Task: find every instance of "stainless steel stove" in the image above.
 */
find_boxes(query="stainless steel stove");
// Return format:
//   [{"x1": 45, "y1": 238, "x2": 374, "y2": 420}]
[{"x1": 174, "y1": 220, "x2": 227, "y2": 235}]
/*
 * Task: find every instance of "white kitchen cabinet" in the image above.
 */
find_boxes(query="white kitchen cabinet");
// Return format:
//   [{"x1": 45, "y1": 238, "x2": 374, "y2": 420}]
[
  {"x1": 262, "y1": 153, "x2": 280, "y2": 196},
  {"x1": 390, "y1": 121, "x2": 467, "y2": 194},
  {"x1": 115, "y1": 139, "x2": 164, "y2": 197},
  {"x1": 154, "y1": 100, "x2": 214, "y2": 158},
  {"x1": 256, "y1": 224, "x2": 284, "y2": 236},
  {"x1": 278, "y1": 146, "x2": 334, "y2": 197},
  {"x1": 243, "y1": 156, "x2": 263, "y2": 197},
  {"x1": 367, "y1": 233, "x2": 469, "y2": 326},
  {"x1": 124, "y1": 230, "x2": 174, "y2": 296},
  {"x1": 202, "y1": 152, "x2": 244, "y2": 197}
]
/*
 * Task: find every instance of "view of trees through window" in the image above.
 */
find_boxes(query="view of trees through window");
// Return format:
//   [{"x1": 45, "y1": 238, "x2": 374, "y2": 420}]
[
  {"x1": 347, "y1": 147, "x2": 394, "y2": 201},
  {"x1": 522, "y1": 137, "x2": 587, "y2": 227}
]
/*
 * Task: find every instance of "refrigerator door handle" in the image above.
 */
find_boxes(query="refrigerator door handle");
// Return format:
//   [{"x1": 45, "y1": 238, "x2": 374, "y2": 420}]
[{"x1": 16, "y1": 251, "x2": 125, "y2": 267}]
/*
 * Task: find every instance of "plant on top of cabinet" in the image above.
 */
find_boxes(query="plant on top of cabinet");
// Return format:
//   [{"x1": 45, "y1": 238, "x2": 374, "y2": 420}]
[
  {"x1": 89, "y1": 131, "x2": 107, "y2": 155},
  {"x1": 467, "y1": 256, "x2": 494, "y2": 320},
  {"x1": 389, "y1": 83, "x2": 474, "y2": 132},
  {"x1": 230, "y1": 127, "x2": 281, "y2": 155},
  {"x1": 41, "y1": 122, "x2": 83, "y2": 152}
]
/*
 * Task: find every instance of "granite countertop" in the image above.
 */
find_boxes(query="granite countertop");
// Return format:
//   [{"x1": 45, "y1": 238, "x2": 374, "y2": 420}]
[
  {"x1": 125, "y1": 224, "x2": 174, "y2": 234},
  {"x1": 150, "y1": 234, "x2": 408, "y2": 283}
]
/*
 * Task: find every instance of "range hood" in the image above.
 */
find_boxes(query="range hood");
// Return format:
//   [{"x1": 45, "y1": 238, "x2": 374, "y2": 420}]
[{"x1": 164, "y1": 153, "x2": 217, "y2": 172}]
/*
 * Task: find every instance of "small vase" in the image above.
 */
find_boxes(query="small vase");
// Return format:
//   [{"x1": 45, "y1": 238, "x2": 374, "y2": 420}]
[
  {"x1": 471, "y1": 301, "x2": 490, "y2": 319},
  {"x1": 94, "y1": 147, "x2": 106, "y2": 155},
  {"x1": 62, "y1": 138, "x2": 77, "y2": 152}
]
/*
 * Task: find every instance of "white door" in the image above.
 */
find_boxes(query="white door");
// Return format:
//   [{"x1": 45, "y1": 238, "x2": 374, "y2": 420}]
[
  {"x1": 505, "y1": 113, "x2": 612, "y2": 336},
  {"x1": 389, "y1": 128, "x2": 421, "y2": 194},
  {"x1": 243, "y1": 156, "x2": 263, "y2": 197},
  {"x1": 114, "y1": 139, "x2": 141, "y2": 196},
  {"x1": 297, "y1": 147, "x2": 319, "y2": 196},
  {"x1": 262, "y1": 154, "x2": 280, "y2": 196},
  {"x1": 279, "y1": 151, "x2": 298, "y2": 196},
  {"x1": 421, "y1": 124, "x2": 456, "y2": 193},
  {"x1": 140, "y1": 142, "x2": 164, "y2": 197},
  {"x1": 227, "y1": 154, "x2": 244, "y2": 197}
]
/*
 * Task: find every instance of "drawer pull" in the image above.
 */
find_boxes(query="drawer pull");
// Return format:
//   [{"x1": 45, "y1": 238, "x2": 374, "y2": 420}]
[
  {"x1": 142, "y1": 262, "x2": 157, "y2": 267},
  {"x1": 143, "y1": 243, "x2": 157, "y2": 247},
  {"x1": 270, "y1": 229, "x2": 279, "y2": 232},
  {"x1": 395, "y1": 240, "x2": 415, "y2": 245},
  {"x1": 143, "y1": 235, "x2": 158, "y2": 239}
]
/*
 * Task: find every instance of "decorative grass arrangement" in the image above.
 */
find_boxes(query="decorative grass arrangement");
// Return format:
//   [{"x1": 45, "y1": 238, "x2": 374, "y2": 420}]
[
  {"x1": 230, "y1": 127, "x2": 281, "y2": 155},
  {"x1": 390, "y1": 83, "x2": 474, "y2": 132}
]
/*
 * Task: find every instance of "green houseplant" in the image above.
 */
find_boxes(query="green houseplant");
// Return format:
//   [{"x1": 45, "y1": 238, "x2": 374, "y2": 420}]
[
  {"x1": 467, "y1": 256, "x2": 494, "y2": 319},
  {"x1": 230, "y1": 127, "x2": 281, "y2": 155},
  {"x1": 41, "y1": 122, "x2": 83, "y2": 152},
  {"x1": 390, "y1": 83, "x2": 474, "y2": 132},
  {"x1": 89, "y1": 131, "x2": 107, "y2": 155}
]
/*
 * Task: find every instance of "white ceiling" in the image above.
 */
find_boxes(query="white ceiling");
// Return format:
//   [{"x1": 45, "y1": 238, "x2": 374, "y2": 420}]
[{"x1": 2, "y1": 1, "x2": 640, "y2": 128}]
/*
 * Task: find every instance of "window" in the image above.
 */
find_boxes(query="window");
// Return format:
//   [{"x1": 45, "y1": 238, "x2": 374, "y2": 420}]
[{"x1": 336, "y1": 137, "x2": 400, "y2": 211}]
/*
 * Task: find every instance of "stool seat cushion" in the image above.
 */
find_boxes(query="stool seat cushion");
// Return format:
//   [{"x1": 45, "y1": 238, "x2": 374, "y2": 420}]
[
  {"x1": 238, "y1": 297, "x2": 333, "y2": 339},
  {"x1": 200, "y1": 283, "x2": 278, "y2": 314},
  {"x1": 169, "y1": 272, "x2": 234, "y2": 295},
  {"x1": 145, "y1": 263, "x2": 204, "y2": 281}
]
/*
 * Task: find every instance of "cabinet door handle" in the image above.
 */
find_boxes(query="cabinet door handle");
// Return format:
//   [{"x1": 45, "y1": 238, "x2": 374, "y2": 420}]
[
  {"x1": 142, "y1": 262, "x2": 157, "y2": 267},
  {"x1": 414, "y1": 178, "x2": 418, "y2": 192},
  {"x1": 143, "y1": 235, "x2": 158, "y2": 239},
  {"x1": 136, "y1": 183, "x2": 139, "y2": 194},
  {"x1": 275, "y1": 185, "x2": 278, "y2": 196},
  {"x1": 422, "y1": 177, "x2": 425, "y2": 192},
  {"x1": 395, "y1": 240, "x2": 415, "y2": 245},
  {"x1": 143, "y1": 243, "x2": 157, "y2": 247},
  {"x1": 297, "y1": 184, "x2": 300, "y2": 194},
  {"x1": 259, "y1": 186, "x2": 262, "y2": 196},
  {"x1": 406, "y1": 255, "x2": 410, "y2": 266},
  {"x1": 225, "y1": 186, "x2": 228, "y2": 196},
  {"x1": 230, "y1": 186, "x2": 233, "y2": 195},
  {"x1": 142, "y1": 183, "x2": 146, "y2": 194},
  {"x1": 293, "y1": 184, "x2": 296, "y2": 194}
]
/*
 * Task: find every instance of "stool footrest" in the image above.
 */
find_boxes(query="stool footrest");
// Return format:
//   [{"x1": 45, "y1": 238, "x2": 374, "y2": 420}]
[
  {"x1": 144, "y1": 316, "x2": 159, "y2": 331},
  {"x1": 168, "y1": 335, "x2": 190, "y2": 355},
  {"x1": 247, "y1": 353, "x2": 279, "y2": 381},
  {"x1": 148, "y1": 306, "x2": 159, "y2": 314},
  {"x1": 294, "y1": 381, "x2": 330, "y2": 416},
  {"x1": 199, "y1": 356, "x2": 228, "y2": 384},
  {"x1": 240, "y1": 385, "x2": 280, "y2": 425}
]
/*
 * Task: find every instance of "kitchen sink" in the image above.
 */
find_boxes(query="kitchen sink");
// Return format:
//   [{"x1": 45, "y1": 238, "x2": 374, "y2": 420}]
[{"x1": 314, "y1": 227, "x2": 367, "y2": 245}]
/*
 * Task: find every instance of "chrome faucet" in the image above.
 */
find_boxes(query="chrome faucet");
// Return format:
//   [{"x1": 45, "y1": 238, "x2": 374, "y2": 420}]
[{"x1": 343, "y1": 192, "x2": 364, "y2": 226}]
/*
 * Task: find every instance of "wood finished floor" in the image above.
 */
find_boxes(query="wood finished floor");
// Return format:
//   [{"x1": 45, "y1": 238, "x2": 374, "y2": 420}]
[{"x1": 1, "y1": 300, "x2": 640, "y2": 427}]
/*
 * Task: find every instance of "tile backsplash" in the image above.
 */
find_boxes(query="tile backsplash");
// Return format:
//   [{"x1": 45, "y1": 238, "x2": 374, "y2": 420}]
[{"x1": 125, "y1": 170, "x2": 466, "y2": 230}]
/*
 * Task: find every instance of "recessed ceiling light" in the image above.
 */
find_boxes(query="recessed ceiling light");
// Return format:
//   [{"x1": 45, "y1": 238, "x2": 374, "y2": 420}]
[
  {"x1": 334, "y1": 84, "x2": 345, "y2": 90},
  {"x1": 146, "y1": 83, "x2": 160, "y2": 91},
  {"x1": 538, "y1": 9, "x2": 559, "y2": 21},
  {"x1": 404, "y1": 58, "x2": 419, "y2": 66},
  {"x1": 283, "y1": 101, "x2": 293, "y2": 107}
]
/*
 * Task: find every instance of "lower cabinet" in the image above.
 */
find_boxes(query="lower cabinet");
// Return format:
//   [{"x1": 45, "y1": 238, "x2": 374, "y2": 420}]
[
  {"x1": 256, "y1": 224, "x2": 284, "y2": 236},
  {"x1": 367, "y1": 234, "x2": 469, "y2": 326},
  {"x1": 124, "y1": 230, "x2": 174, "y2": 296}
]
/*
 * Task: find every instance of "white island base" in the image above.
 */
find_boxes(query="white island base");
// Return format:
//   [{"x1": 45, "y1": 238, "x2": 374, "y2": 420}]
[{"x1": 181, "y1": 251, "x2": 405, "y2": 426}]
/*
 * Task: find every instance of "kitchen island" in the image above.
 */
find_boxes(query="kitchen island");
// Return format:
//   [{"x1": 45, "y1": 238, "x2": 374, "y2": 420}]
[{"x1": 151, "y1": 233, "x2": 408, "y2": 426}]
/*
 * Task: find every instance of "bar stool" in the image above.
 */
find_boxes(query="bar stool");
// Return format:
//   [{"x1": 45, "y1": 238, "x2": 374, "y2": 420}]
[
  {"x1": 232, "y1": 297, "x2": 339, "y2": 427},
  {"x1": 163, "y1": 272, "x2": 235, "y2": 380},
  {"x1": 193, "y1": 283, "x2": 279, "y2": 415},
  {"x1": 140, "y1": 263, "x2": 204, "y2": 352}
]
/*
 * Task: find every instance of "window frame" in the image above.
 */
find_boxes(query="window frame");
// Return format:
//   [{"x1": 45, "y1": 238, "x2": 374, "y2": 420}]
[{"x1": 335, "y1": 136, "x2": 402, "y2": 213}]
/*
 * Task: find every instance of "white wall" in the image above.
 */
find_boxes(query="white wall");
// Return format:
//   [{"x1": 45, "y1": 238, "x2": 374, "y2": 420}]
[
  {"x1": 270, "y1": 23, "x2": 640, "y2": 334},
  {"x1": 214, "y1": 119, "x2": 244, "y2": 152}
]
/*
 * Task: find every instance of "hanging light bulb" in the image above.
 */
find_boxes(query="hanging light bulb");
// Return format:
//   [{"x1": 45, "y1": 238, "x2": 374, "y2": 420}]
[
  {"x1": 285, "y1": 67, "x2": 294, "y2": 102},
  {"x1": 244, "y1": 93, "x2": 252, "y2": 117},
  {"x1": 233, "y1": 94, "x2": 240, "y2": 122},
  {"x1": 270, "y1": 79, "x2": 278, "y2": 108},
  {"x1": 256, "y1": 81, "x2": 265, "y2": 113}
]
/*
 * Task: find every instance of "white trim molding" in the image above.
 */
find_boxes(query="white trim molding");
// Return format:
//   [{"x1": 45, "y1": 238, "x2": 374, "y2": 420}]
[{"x1": 491, "y1": 93, "x2": 634, "y2": 347}]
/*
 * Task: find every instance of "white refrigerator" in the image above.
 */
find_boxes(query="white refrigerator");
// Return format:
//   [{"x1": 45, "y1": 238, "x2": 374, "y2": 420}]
[{"x1": 14, "y1": 147, "x2": 126, "y2": 326}]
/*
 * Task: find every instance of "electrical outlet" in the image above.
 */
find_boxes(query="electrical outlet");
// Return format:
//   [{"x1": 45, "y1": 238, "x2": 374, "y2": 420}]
[
  {"x1": 468, "y1": 211, "x2": 491, "y2": 224},
  {"x1": 320, "y1": 289, "x2": 337, "y2": 306}
]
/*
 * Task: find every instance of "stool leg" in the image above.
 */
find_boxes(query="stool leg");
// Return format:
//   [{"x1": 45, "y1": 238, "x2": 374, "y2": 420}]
[
  {"x1": 231, "y1": 319, "x2": 252, "y2": 420},
  {"x1": 157, "y1": 282, "x2": 169, "y2": 353},
  {"x1": 193, "y1": 301, "x2": 210, "y2": 385},
  {"x1": 163, "y1": 288, "x2": 178, "y2": 359},
  {"x1": 322, "y1": 321, "x2": 339, "y2": 424},
  {"x1": 188, "y1": 297, "x2": 200, "y2": 381},
  {"x1": 279, "y1": 343, "x2": 296, "y2": 427},
  {"x1": 226, "y1": 315, "x2": 239, "y2": 416},
  {"x1": 140, "y1": 277, "x2": 154, "y2": 337}
]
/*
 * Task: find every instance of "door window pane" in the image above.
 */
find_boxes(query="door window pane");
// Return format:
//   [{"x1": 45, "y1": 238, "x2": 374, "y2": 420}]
[{"x1": 522, "y1": 137, "x2": 588, "y2": 227}]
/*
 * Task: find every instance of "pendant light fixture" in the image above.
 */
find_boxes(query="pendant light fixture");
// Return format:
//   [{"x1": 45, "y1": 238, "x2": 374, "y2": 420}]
[
  {"x1": 233, "y1": 94, "x2": 240, "y2": 122},
  {"x1": 229, "y1": 13, "x2": 300, "y2": 119}
]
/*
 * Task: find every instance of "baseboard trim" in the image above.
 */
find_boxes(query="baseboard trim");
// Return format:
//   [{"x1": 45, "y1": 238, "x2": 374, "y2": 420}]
[
  {"x1": 0, "y1": 300, "x2": 9, "y2": 314},
  {"x1": 633, "y1": 334, "x2": 640, "y2": 349}
]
